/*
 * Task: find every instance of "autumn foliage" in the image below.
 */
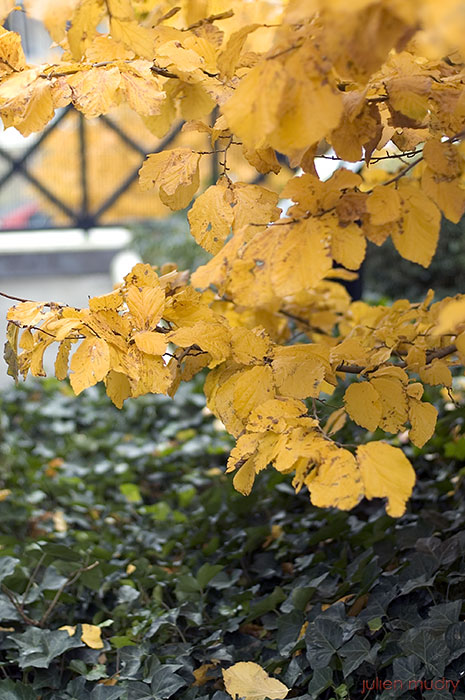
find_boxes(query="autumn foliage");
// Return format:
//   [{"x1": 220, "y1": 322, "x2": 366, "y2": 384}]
[{"x1": 3, "y1": 0, "x2": 465, "y2": 517}]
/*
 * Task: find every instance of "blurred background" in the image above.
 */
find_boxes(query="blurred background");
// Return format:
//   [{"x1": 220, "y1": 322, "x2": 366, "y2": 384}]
[{"x1": 1, "y1": 3, "x2": 465, "y2": 387}]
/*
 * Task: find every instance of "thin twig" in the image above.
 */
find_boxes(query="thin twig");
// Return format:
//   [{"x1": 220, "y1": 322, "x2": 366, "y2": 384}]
[{"x1": 39, "y1": 561, "x2": 99, "y2": 627}]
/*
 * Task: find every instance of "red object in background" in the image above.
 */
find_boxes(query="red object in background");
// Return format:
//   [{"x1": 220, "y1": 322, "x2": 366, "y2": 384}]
[{"x1": 0, "y1": 202, "x2": 39, "y2": 229}]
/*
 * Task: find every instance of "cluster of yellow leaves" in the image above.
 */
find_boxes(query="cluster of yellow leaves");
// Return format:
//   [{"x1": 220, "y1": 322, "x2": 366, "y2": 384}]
[{"x1": 5, "y1": 0, "x2": 465, "y2": 516}]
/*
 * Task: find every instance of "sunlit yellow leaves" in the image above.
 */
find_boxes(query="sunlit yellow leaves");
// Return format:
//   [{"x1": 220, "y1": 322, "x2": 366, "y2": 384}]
[
  {"x1": 69, "y1": 337, "x2": 110, "y2": 395},
  {"x1": 344, "y1": 382, "x2": 382, "y2": 432},
  {"x1": 68, "y1": 67, "x2": 121, "y2": 118},
  {"x1": 366, "y1": 186, "x2": 401, "y2": 226},
  {"x1": 357, "y1": 442, "x2": 415, "y2": 517},
  {"x1": 188, "y1": 178, "x2": 234, "y2": 254},
  {"x1": 55, "y1": 339, "x2": 73, "y2": 381},
  {"x1": 391, "y1": 184, "x2": 441, "y2": 267},
  {"x1": 139, "y1": 148, "x2": 200, "y2": 211},
  {"x1": 230, "y1": 327, "x2": 272, "y2": 366},
  {"x1": 89, "y1": 290, "x2": 123, "y2": 313},
  {"x1": 0, "y1": 28, "x2": 26, "y2": 75},
  {"x1": 233, "y1": 458, "x2": 256, "y2": 496},
  {"x1": 408, "y1": 398, "x2": 437, "y2": 448},
  {"x1": 223, "y1": 662, "x2": 288, "y2": 700}
]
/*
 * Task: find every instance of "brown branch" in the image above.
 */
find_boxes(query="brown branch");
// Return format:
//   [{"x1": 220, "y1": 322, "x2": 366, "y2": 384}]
[
  {"x1": 39, "y1": 561, "x2": 99, "y2": 627},
  {"x1": 1, "y1": 585, "x2": 40, "y2": 627},
  {"x1": 336, "y1": 343, "x2": 458, "y2": 374}
]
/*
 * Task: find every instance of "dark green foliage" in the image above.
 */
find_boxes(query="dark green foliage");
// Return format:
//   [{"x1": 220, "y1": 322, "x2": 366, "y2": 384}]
[
  {"x1": 365, "y1": 216, "x2": 465, "y2": 301},
  {"x1": 1, "y1": 379, "x2": 465, "y2": 698}
]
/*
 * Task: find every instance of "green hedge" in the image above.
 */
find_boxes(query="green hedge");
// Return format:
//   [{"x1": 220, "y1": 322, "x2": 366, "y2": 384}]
[{"x1": 0, "y1": 380, "x2": 465, "y2": 698}]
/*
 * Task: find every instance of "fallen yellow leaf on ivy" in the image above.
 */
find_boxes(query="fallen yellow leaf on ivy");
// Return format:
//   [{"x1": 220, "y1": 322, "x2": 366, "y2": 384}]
[{"x1": 223, "y1": 661, "x2": 288, "y2": 700}]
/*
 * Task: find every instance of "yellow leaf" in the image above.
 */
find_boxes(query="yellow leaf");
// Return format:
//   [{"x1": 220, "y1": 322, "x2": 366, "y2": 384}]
[
  {"x1": 193, "y1": 663, "x2": 216, "y2": 687},
  {"x1": 271, "y1": 345, "x2": 326, "y2": 399},
  {"x1": 391, "y1": 184, "x2": 441, "y2": 268},
  {"x1": 85, "y1": 35, "x2": 135, "y2": 61},
  {"x1": 0, "y1": 489, "x2": 11, "y2": 501},
  {"x1": 55, "y1": 339, "x2": 73, "y2": 381},
  {"x1": 69, "y1": 337, "x2": 111, "y2": 395},
  {"x1": 126, "y1": 286, "x2": 165, "y2": 330},
  {"x1": 104, "y1": 370, "x2": 131, "y2": 408},
  {"x1": 330, "y1": 222, "x2": 366, "y2": 271},
  {"x1": 419, "y1": 359, "x2": 452, "y2": 387},
  {"x1": 179, "y1": 82, "x2": 216, "y2": 120},
  {"x1": 223, "y1": 662, "x2": 288, "y2": 700},
  {"x1": 270, "y1": 219, "x2": 332, "y2": 297},
  {"x1": 421, "y1": 167, "x2": 465, "y2": 224},
  {"x1": 387, "y1": 75, "x2": 431, "y2": 120},
  {"x1": 89, "y1": 290, "x2": 123, "y2": 313},
  {"x1": 169, "y1": 321, "x2": 230, "y2": 367},
  {"x1": 222, "y1": 61, "x2": 287, "y2": 150},
  {"x1": 232, "y1": 365, "x2": 275, "y2": 421},
  {"x1": 110, "y1": 18, "x2": 156, "y2": 60},
  {"x1": 366, "y1": 186, "x2": 401, "y2": 226},
  {"x1": 139, "y1": 148, "x2": 200, "y2": 211},
  {"x1": 157, "y1": 40, "x2": 204, "y2": 77},
  {"x1": 230, "y1": 327, "x2": 272, "y2": 366},
  {"x1": 344, "y1": 382, "x2": 382, "y2": 432},
  {"x1": 217, "y1": 24, "x2": 260, "y2": 79},
  {"x1": 68, "y1": 0, "x2": 104, "y2": 60},
  {"x1": 369, "y1": 376, "x2": 408, "y2": 433},
  {"x1": 188, "y1": 179, "x2": 234, "y2": 254},
  {"x1": 323, "y1": 407, "x2": 347, "y2": 436},
  {"x1": 357, "y1": 442, "x2": 415, "y2": 517},
  {"x1": 423, "y1": 138, "x2": 462, "y2": 177},
  {"x1": 233, "y1": 458, "x2": 256, "y2": 496},
  {"x1": 408, "y1": 398, "x2": 437, "y2": 448},
  {"x1": 247, "y1": 398, "x2": 307, "y2": 433},
  {"x1": 59, "y1": 625, "x2": 76, "y2": 636},
  {"x1": 0, "y1": 29, "x2": 26, "y2": 75},
  {"x1": 124, "y1": 262, "x2": 161, "y2": 288},
  {"x1": 68, "y1": 67, "x2": 121, "y2": 118},
  {"x1": 7, "y1": 301, "x2": 48, "y2": 326},
  {"x1": 133, "y1": 330, "x2": 167, "y2": 355},
  {"x1": 119, "y1": 62, "x2": 165, "y2": 116},
  {"x1": 308, "y1": 445, "x2": 364, "y2": 511},
  {"x1": 435, "y1": 297, "x2": 465, "y2": 334},
  {"x1": 81, "y1": 624, "x2": 103, "y2": 649}
]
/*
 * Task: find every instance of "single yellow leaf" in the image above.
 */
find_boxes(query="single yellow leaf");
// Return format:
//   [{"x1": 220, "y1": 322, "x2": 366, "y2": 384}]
[
  {"x1": 119, "y1": 61, "x2": 165, "y2": 116},
  {"x1": 330, "y1": 222, "x2": 366, "y2": 271},
  {"x1": 344, "y1": 382, "x2": 382, "y2": 432},
  {"x1": 357, "y1": 442, "x2": 415, "y2": 517},
  {"x1": 188, "y1": 179, "x2": 234, "y2": 254},
  {"x1": 104, "y1": 370, "x2": 131, "y2": 408},
  {"x1": 69, "y1": 337, "x2": 111, "y2": 395},
  {"x1": 419, "y1": 359, "x2": 452, "y2": 387},
  {"x1": 89, "y1": 290, "x2": 123, "y2": 313},
  {"x1": 81, "y1": 624, "x2": 103, "y2": 649},
  {"x1": 223, "y1": 662, "x2": 288, "y2": 700},
  {"x1": 391, "y1": 184, "x2": 441, "y2": 268},
  {"x1": 0, "y1": 29, "x2": 26, "y2": 75},
  {"x1": 133, "y1": 330, "x2": 167, "y2": 355},
  {"x1": 308, "y1": 446, "x2": 364, "y2": 511},
  {"x1": 366, "y1": 186, "x2": 401, "y2": 226},
  {"x1": 435, "y1": 297, "x2": 465, "y2": 334},
  {"x1": 271, "y1": 345, "x2": 326, "y2": 399},
  {"x1": 408, "y1": 398, "x2": 437, "y2": 448},
  {"x1": 217, "y1": 24, "x2": 260, "y2": 79},
  {"x1": 68, "y1": 67, "x2": 121, "y2": 118},
  {"x1": 55, "y1": 339, "x2": 72, "y2": 381},
  {"x1": 110, "y1": 17, "x2": 155, "y2": 59},
  {"x1": 233, "y1": 458, "x2": 256, "y2": 496},
  {"x1": 126, "y1": 286, "x2": 165, "y2": 330},
  {"x1": 369, "y1": 376, "x2": 408, "y2": 433}
]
